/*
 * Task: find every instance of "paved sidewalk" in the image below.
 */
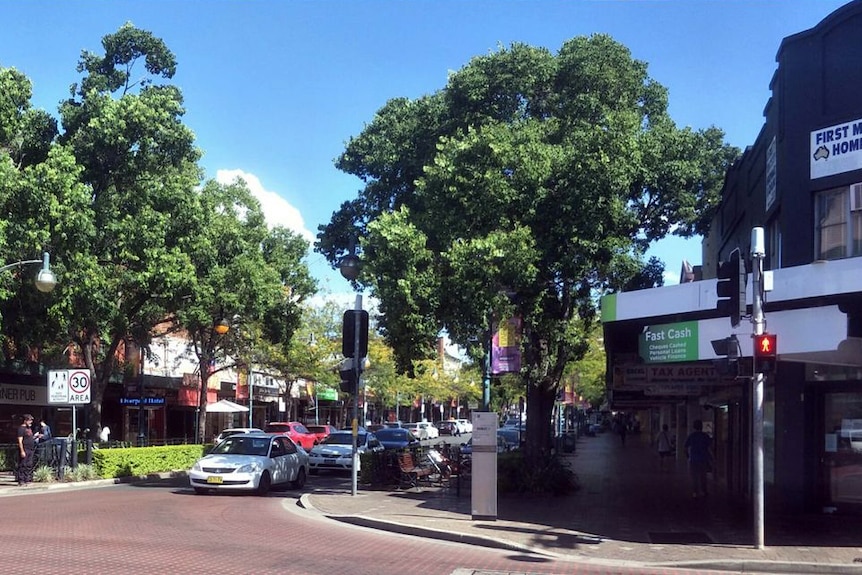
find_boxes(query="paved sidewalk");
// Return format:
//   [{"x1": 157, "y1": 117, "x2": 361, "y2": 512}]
[{"x1": 304, "y1": 431, "x2": 862, "y2": 574}]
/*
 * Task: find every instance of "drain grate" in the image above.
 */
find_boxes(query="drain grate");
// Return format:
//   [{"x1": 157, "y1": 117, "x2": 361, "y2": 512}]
[{"x1": 649, "y1": 531, "x2": 714, "y2": 544}]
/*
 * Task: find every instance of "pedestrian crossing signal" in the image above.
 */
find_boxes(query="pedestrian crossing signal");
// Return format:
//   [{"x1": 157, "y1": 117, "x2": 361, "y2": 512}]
[{"x1": 754, "y1": 333, "x2": 777, "y2": 373}]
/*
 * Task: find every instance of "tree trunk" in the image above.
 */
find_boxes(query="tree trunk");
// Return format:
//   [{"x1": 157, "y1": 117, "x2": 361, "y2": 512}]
[{"x1": 524, "y1": 379, "x2": 556, "y2": 465}]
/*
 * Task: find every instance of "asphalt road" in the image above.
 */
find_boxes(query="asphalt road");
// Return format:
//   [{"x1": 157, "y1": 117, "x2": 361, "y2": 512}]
[{"x1": 0, "y1": 441, "x2": 775, "y2": 575}]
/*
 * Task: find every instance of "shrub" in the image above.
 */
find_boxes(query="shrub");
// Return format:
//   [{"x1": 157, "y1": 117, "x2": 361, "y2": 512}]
[
  {"x1": 497, "y1": 451, "x2": 580, "y2": 496},
  {"x1": 33, "y1": 465, "x2": 57, "y2": 483}
]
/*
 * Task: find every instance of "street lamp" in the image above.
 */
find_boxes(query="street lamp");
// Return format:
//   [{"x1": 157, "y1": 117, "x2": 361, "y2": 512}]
[
  {"x1": 0, "y1": 252, "x2": 58, "y2": 292},
  {"x1": 339, "y1": 244, "x2": 362, "y2": 497}
]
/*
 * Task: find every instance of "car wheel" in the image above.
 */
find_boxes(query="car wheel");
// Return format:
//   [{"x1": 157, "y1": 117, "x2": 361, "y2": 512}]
[
  {"x1": 291, "y1": 467, "x2": 307, "y2": 490},
  {"x1": 257, "y1": 472, "x2": 271, "y2": 496}
]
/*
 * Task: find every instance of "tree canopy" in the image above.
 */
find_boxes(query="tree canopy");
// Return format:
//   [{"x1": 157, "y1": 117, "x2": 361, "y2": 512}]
[
  {"x1": 317, "y1": 36, "x2": 739, "y2": 456},
  {"x1": 0, "y1": 23, "x2": 315, "y2": 440}
]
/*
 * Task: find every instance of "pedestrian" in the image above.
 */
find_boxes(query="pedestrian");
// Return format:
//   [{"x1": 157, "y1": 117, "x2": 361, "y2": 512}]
[
  {"x1": 656, "y1": 424, "x2": 673, "y2": 469},
  {"x1": 16, "y1": 414, "x2": 36, "y2": 486},
  {"x1": 684, "y1": 419, "x2": 712, "y2": 498},
  {"x1": 37, "y1": 419, "x2": 52, "y2": 442},
  {"x1": 617, "y1": 418, "x2": 627, "y2": 446}
]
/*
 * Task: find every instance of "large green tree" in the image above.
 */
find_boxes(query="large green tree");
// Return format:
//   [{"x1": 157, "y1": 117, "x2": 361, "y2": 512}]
[
  {"x1": 175, "y1": 177, "x2": 315, "y2": 442},
  {"x1": 317, "y1": 36, "x2": 738, "y2": 458}
]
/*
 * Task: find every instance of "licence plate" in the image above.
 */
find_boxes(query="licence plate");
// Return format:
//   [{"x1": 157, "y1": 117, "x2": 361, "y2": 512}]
[{"x1": 206, "y1": 476, "x2": 223, "y2": 484}]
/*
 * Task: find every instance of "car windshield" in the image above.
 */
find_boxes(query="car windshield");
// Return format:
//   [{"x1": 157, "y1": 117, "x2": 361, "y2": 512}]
[
  {"x1": 212, "y1": 436, "x2": 270, "y2": 456},
  {"x1": 323, "y1": 432, "x2": 364, "y2": 446}
]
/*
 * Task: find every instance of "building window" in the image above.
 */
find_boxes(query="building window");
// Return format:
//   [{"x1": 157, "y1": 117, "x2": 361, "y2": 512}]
[{"x1": 815, "y1": 185, "x2": 862, "y2": 260}]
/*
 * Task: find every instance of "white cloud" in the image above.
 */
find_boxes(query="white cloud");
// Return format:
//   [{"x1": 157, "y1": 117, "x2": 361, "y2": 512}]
[{"x1": 215, "y1": 169, "x2": 315, "y2": 244}]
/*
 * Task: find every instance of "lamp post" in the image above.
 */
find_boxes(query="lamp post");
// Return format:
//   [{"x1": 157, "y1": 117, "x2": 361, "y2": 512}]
[
  {"x1": 339, "y1": 247, "x2": 362, "y2": 497},
  {"x1": 0, "y1": 252, "x2": 58, "y2": 292}
]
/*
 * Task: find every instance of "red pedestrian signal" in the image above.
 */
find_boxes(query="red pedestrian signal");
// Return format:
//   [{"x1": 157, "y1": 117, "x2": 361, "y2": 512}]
[{"x1": 754, "y1": 333, "x2": 777, "y2": 373}]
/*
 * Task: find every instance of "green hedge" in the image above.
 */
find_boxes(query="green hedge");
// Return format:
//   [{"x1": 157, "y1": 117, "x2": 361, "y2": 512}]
[{"x1": 91, "y1": 444, "x2": 208, "y2": 479}]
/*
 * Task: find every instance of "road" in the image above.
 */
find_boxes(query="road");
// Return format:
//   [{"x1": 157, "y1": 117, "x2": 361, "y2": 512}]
[{"x1": 0, "y1": 468, "x2": 774, "y2": 575}]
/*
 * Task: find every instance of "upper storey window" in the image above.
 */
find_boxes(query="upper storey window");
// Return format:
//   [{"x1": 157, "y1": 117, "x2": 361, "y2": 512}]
[{"x1": 815, "y1": 184, "x2": 862, "y2": 260}]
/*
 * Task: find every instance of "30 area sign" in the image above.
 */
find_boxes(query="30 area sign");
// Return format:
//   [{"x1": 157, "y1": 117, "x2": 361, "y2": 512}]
[{"x1": 47, "y1": 369, "x2": 91, "y2": 405}]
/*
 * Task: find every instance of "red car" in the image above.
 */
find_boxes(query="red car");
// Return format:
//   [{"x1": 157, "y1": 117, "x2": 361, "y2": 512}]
[
  {"x1": 306, "y1": 424, "x2": 336, "y2": 444},
  {"x1": 263, "y1": 422, "x2": 318, "y2": 450}
]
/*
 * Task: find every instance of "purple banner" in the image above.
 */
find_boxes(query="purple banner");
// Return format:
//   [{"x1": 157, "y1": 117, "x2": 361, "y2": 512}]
[{"x1": 491, "y1": 316, "x2": 522, "y2": 375}]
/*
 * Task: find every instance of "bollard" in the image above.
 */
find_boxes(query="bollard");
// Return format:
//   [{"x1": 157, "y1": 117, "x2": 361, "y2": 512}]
[
  {"x1": 57, "y1": 438, "x2": 67, "y2": 480},
  {"x1": 85, "y1": 440, "x2": 93, "y2": 465}
]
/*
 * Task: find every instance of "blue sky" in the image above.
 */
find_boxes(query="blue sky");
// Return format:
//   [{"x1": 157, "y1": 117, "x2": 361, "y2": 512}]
[{"x1": 0, "y1": 0, "x2": 851, "y2": 295}]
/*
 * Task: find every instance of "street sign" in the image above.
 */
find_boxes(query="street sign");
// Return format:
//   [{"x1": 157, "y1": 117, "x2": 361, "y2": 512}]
[
  {"x1": 48, "y1": 370, "x2": 69, "y2": 404},
  {"x1": 68, "y1": 370, "x2": 91, "y2": 404},
  {"x1": 47, "y1": 369, "x2": 91, "y2": 404}
]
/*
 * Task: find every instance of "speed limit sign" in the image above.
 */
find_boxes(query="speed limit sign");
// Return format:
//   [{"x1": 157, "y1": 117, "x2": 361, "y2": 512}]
[{"x1": 68, "y1": 370, "x2": 91, "y2": 404}]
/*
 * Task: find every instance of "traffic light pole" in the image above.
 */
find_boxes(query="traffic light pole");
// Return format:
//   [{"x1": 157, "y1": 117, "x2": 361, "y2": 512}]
[
  {"x1": 751, "y1": 228, "x2": 766, "y2": 550},
  {"x1": 352, "y1": 294, "x2": 362, "y2": 497}
]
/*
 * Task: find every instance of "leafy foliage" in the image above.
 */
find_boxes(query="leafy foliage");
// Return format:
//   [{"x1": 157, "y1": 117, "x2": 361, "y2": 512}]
[{"x1": 317, "y1": 36, "x2": 739, "y2": 457}]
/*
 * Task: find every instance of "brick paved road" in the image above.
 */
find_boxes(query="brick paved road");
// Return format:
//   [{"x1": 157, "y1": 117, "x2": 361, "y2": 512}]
[{"x1": 0, "y1": 476, "x2": 773, "y2": 575}]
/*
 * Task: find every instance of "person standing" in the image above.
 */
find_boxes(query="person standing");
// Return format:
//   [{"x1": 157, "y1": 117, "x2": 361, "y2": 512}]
[
  {"x1": 684, "y1": 419, "x2": 712, "y2": 498},
  {"x1": 656, "y1": 424, "x2": 673, "y2": 469},
  {"x1": 37, "y1": 419, "x2": 52, "y2": 441},
  {"x1": 16, "y1": 414, "x2": 36, "y2": 486}
]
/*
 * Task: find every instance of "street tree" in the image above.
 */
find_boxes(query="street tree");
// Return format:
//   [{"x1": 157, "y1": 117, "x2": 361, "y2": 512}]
[
  {"x1": 50, "y1": 23, "x2": 203, "y2": 437},
  {"x1": 175, "y1": 177, "x2": 315, "y2": 442},
  {"x1": 317, "y1": 36, "x2": 739, "y2": 459}
]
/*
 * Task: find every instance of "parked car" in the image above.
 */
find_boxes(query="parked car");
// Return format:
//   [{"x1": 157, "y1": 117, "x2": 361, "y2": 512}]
[
  {"x1": 459, "y1": 434, "x2": 508, "y2": 456},
  {"x1": 437, "y1": 420, "x2": 458, "y2": 436},
  {"x1": 263, "y1": 422, "x2": 318, "y2": 450},
  {"x1": 213, "y1": 427, "x2": 263, "y2": 444},
  {"x1": 374, "y1": 427, "x2": 420, "y2": 450},
  {"x1": 496, "y1": 428, "x2": 522, "y2": 451},
  {"x1": 189, "y1": 433, "x2": 308, "y2": 495},
  {"x1": 456, "y1": 419, "x2": 473, "y2": 433},
  {"x1": 306, "y1": 424, "x2": 336, "y2": 444},
  {"x1": 366, "y1": 423, "x2": 386, "y2": 433},
  {"x1": 404, "y1": 422, "x2": 438, "y2": 440},
  {"x1": 307, "y1": 431, "x2": 384, "y2": 474}
]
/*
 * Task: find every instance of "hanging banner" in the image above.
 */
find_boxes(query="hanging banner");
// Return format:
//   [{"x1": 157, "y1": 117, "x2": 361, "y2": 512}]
[
  {"x1": 235, "y1": 371, "x2": 249, "y2": 401},
  {"x1": 491, "y1": 316, "x2": 522, "y2": 375}
]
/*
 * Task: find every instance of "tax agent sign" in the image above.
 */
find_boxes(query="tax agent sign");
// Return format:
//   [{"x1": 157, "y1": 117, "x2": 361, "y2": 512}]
[
  {"x1": 48, "y1": 369, "x2": 92, "y2": 405},
  {"x1": 638, "y1": 321, "x2": 699, "y2": 364}
]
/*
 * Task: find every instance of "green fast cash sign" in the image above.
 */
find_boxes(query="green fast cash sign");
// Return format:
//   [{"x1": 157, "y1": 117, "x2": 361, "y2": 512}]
[{"x1": 638, "y1": 321, "x2": 699, "y2": 364}]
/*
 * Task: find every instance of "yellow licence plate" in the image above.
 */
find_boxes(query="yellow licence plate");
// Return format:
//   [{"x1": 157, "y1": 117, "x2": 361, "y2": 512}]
[{"x1": 206, "y1": 476, "x2": 223, "y2": 484}]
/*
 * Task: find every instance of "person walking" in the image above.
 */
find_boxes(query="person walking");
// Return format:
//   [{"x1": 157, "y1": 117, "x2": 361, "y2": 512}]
[
  {"x1": 684, "y1": 419, "x2": 712, "y2": 498},
  {"x1": 656, "y1": 424, "x2": 673, "y2": 470},
  {"x1": 16, "y1": 414, "x2": 36, "y2": 486},
  {"x1": 617, "y1": 418, "x2": 627, "y2": 446}
]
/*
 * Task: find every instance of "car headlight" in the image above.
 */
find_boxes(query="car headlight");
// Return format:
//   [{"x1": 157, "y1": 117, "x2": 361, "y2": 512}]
[
  {"x1": 191, "y1": 461, "x2": 202, "y2": 472},
  {"x1": 237, "y1": 462, "x2": 262, "y2": 474}
]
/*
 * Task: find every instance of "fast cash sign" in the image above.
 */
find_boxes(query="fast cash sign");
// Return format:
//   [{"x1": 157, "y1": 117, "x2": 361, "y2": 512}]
[{"x1": 639, "y1": 321, "x2": 698, "y2": 364}]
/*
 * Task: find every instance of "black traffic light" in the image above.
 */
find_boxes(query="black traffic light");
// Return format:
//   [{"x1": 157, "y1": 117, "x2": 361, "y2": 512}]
[
  {"x1": 339, "y1": 358, "x2": 360, "y2": 394},
  {"x1": 754, "y1": 333, "x2": 778, "y2": 373},
  {"x1": 716, "y1": 248, "x2": 746, "y2": 328},
  {"x1": 342, "y1": 310, "x2": 369, "y2": 358}
]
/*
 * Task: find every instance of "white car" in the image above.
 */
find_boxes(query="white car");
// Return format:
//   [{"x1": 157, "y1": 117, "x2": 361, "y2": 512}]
[
  {"x1": 189, "y1": 433, "x2": 308, "y2": 495},
  {"x1": 456, "y1": 419, "x2": 473, "y2": 434},
  {"x1": 213, "y1": 427, "x2": 264, "y2": 444},
  {"x1": 404, "y1": 422, "x2": 438, "y2": 440},
  {"x1": 307, "y1": 431, "x2": 384, "y2": 474}
]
